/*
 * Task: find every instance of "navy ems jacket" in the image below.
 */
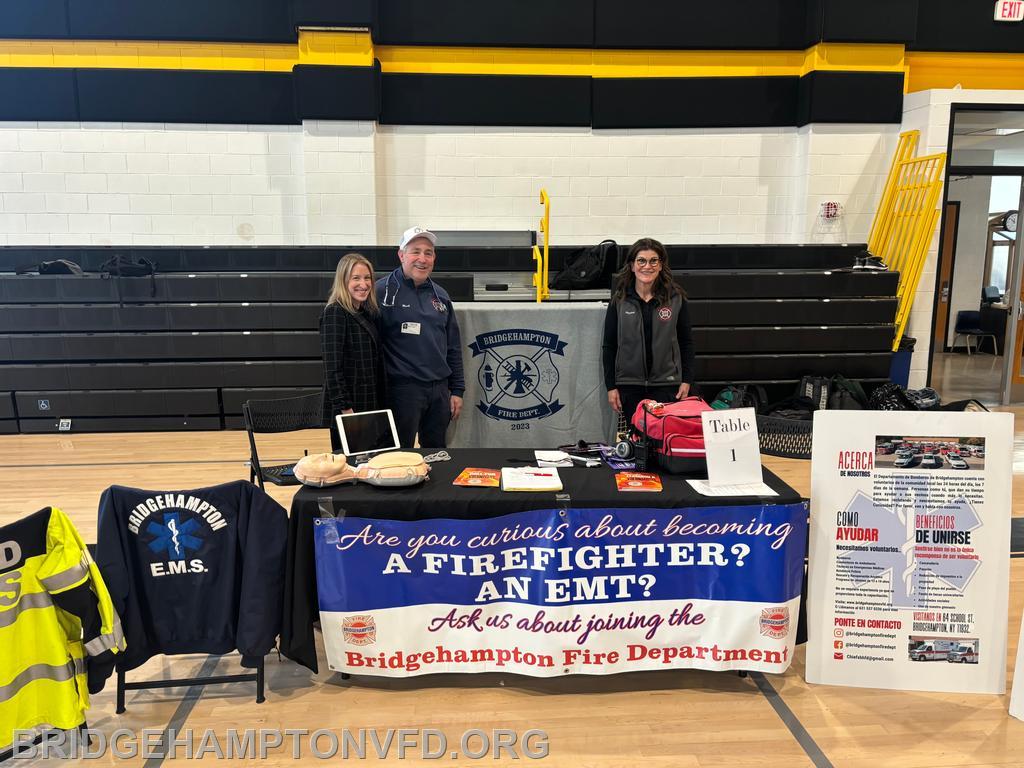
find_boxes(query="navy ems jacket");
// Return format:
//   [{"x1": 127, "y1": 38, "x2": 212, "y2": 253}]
[{"x1": 93, "y1": 481, "x2": 287, "y2": 687}]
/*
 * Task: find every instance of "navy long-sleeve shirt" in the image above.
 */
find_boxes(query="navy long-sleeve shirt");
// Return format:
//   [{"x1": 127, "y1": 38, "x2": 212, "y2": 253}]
[{"x1": 375, "y1": 270, "x2": 465, "y2": 397}]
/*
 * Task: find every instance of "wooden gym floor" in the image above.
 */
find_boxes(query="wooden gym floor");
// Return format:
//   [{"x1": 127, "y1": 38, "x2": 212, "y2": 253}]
[{"x1": 1, "y1": 412, "x2": 1023, "y2": 767}]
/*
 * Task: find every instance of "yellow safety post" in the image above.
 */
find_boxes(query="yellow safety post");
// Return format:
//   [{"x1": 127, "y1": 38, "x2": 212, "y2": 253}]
[{"x1": 532, "y1": 188, "x2": 551, "y2": 302}]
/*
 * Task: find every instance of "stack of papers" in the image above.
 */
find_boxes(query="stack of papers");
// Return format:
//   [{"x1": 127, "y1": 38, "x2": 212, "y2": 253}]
[
  {"x1": 500, "y1": 467, "x2": 563, "y2": 492},
  {"x1": 534, "y1": 450, "x2": 573, "y2": 468},
  {"x1": 686, "y1": 479, "x2": 778, "y2": 497}
]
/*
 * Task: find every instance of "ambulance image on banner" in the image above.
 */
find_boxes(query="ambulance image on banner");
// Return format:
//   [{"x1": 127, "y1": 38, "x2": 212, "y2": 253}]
[
  {"x1": 946, "y1": 640, "x2": 979, "y2": 664},
  {"x1": 908, "y1": 636, "x2": 978, "y2": 663}
]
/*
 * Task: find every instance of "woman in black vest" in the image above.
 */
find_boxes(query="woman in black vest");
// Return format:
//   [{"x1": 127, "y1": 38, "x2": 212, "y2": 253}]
[
  {"x1": 320, "y1": 252, "x2": 386, "y2": 451},
  {"x1": 602, "y1": 237, "x2": 696, "y2": 422}
]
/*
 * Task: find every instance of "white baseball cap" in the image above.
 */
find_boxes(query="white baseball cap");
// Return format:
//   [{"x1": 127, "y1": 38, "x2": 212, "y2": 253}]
[{"x1": 399, "y1": 226, "x2": 438, "y2": 250}]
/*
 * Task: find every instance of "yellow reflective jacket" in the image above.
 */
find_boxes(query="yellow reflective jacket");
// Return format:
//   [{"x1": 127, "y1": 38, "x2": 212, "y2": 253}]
[{"x1": 1, "y1": 507, "x2": 124, "y2": 754}]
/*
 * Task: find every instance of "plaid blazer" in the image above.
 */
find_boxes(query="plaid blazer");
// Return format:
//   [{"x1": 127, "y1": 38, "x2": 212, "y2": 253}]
[{"x1": 320, "y1": 302, "x2": 386, "y2": 425}]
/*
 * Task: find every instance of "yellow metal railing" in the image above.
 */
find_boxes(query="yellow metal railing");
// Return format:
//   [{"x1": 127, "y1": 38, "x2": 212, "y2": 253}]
[
  {"x1": 866, "y1": 131, "x2": 946, "y2": 351},
  {"x1": 532, "y1": 188, "x2": 551, "y2": 303},
  {"x1": 867, "y1": 130, "x2": 919, "y2": 256}
]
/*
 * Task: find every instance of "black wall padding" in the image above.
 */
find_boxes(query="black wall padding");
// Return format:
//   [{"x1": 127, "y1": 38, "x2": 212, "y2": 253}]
[
  {"x1": 911, "y1": 0, "x2": 1024, "y2": 53},
  {"x1": 0, "y1": 361, "x2": 324, "y2": 391},
  {"x1": 0, "y1": 0, "x2": 68, "y2": 38},
  {"x1": 222, "y1": 387, "x2": 321, "y2": 413},
  {"x1": 15, "y1": 389, "x2": 220, "y2": 417},
  {"x1": 694, "y1": 326, "x2": 893, "y2": 354},
  {"x1": 19, "y1": 416, "x2": 222, "y2": 433},
  {"x1": 811, "y1": 0, "x2": 919, "y2": 43},
  {"x1": 0, "y1": 244, "x2": 868, "y2": 275},
  {"x1": 77, "y1": 69, "x2": 298, "y2": 125},
  {"x1": 689, "y1": 298, "x2": 898, "y2": 326},
  {"x1": 679, "y1": 271, "x2": 899, "y2": 299},
  {"x1": 664, "y1": 244, "x2": 867, "y2": 270},
  {"x1": 594, "y1": 0, "x2": 811, "y2": 50},
  {"x1": 592, "y1": 77, "x2": 799, "y2": 129},
  {"x1": 291, "y1": 0, "x2": 374, "y2": 31},
  {"x1": 381, "y1": 74, "x2": 592, "y2": 127},
  {"x1": 375, "y1": 0, "x2": 594, "y2": 48},
  {"x1": 797, "y1": 71, "x2": 904, "y2": 126},
  {"x1": 0, "y1": 392, "x2": 14, "y2": 420},
  {"x1": 293, "y1": 64, "x2": 380, "y2": 121},
  {"x1": 0, "y1": 420, "x2": 17, "y2": 434},
  {"x1": 695, "y1": 353, "x2": 892, "y2": 381},
  {"x1": 2, "y1": 332, "x2": 321, "y2": 362},
  {"x1": 0, "y1": 304, "x2": 323, "y2": 333},
  {"x1": 0, "y1": 69, "x2": 79, "y2": 122},
  {"x1": 66, "y1": 0, "x2": 295, "y2": 43}
]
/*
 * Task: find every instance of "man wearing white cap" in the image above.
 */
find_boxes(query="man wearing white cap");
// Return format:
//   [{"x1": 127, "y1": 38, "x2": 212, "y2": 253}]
[{"x1": 376, "y1": 226, "x2": 465, "y2": 448}]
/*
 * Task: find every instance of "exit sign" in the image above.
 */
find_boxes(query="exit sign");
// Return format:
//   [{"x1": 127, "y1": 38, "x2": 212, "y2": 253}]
[{"x1": 995, "y1": 0, "x2": 1024, "y2": 21}]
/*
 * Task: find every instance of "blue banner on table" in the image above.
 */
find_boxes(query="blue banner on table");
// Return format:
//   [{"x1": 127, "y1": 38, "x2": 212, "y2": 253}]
[{"x1": 314, "y1": 503, "x2": 807, "y2": 676}]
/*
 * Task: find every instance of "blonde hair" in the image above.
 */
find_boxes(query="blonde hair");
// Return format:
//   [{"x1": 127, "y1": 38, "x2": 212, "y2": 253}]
[{"x1": 327, "y1": 253, "x2": 379, "y2": 315}]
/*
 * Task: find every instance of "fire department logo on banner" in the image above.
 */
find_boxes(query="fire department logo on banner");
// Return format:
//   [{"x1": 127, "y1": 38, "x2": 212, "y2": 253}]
[
  {"x1": 469, "y1": 328, "x2": 567, "y2": 422},
  {"x1": 343, "y1": 615, "x2": 376, "y2": 645},
  {"x1": 759, "y1": 607, "x2": 790, "y2": 639}
]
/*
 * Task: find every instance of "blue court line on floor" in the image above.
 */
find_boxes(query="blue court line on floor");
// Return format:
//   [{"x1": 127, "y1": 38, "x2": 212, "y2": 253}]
[
  {"x1": 141, "y1": 655, "x2": 219, "y2": 768},
  {"x1": 750, "y1": 671, "x2": 834, "y2": 768}
]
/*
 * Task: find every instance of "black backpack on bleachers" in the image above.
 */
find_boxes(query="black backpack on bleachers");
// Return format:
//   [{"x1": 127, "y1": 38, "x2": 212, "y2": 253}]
[
  {"x1": 550, "y1": 240, "x2": 617, "y2": 290},
  {"x1": 100, "y1": 253, "x2": 158, "y2": 303}
]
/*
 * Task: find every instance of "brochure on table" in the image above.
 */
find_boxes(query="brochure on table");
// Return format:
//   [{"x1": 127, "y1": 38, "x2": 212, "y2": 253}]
[{"x1": 804, "y1": 411, "x2": 1013, "y2": 694}]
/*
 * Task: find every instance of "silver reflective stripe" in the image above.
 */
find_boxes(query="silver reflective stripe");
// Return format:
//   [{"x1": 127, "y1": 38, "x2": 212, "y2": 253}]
[
  {"x1": 0, "y1": 660, "x2": 79, "y2": 704},
  {"x1": 85, "y1": 617, "x2": 125, "y2": 656},
  {"x1": 0, "y1": 591, "x2": 53, "y2": 630},
  {"x1": 38, "y1": 560, "x2": 89, "y2": 593}
]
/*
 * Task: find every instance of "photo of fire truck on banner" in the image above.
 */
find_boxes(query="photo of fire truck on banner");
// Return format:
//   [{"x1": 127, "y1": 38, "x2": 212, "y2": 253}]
[{"x1": 875, "y1": 435, "x2": 986, "y2": 472}]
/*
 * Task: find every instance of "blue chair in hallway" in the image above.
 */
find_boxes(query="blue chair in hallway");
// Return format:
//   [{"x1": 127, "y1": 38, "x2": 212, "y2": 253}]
[{"x1": 952, "y1": 310, "x2": 997, "y2": 355}]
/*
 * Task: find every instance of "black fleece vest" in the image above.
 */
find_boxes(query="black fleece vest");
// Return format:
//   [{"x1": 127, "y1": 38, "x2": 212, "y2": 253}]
[{"x1": 614, "y1": 293, "x2": 682, "y2": 386}]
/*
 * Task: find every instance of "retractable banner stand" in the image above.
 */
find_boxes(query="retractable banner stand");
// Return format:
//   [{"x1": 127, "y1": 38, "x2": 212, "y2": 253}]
[
  {"x1": 313, "y1": 503, "x2": 808, "y2": 677},
  {"x1": 805, "y1": 411, "x2": 1013, "y2": 694},
  {"x1": 1011, "y1": 614, "x2": 1024, "y2": 720},
  {"x1": 450, "y1": 302, "x2": 615, "y2": 449}
]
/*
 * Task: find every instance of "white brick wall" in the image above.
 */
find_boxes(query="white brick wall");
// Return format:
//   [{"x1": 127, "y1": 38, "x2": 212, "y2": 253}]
[{"x1": 0, "y1": 119, "x2": 898, "y2": 251}]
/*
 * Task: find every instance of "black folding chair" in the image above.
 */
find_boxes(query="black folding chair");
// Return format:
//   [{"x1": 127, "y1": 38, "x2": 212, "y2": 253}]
[{"x1": 243, "y1": 391, "x2": 325, "y2": 489}]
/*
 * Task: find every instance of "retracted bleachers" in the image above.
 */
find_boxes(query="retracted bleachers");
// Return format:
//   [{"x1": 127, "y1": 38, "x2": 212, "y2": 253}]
[{"x1": 0, "y1": 244, "x2": 895, "y2": 432}]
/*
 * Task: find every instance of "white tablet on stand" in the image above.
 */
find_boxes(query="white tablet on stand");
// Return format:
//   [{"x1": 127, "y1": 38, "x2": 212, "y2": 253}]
[{"x1": 335, "y1": 409, "x2": 400, "y2": 464}]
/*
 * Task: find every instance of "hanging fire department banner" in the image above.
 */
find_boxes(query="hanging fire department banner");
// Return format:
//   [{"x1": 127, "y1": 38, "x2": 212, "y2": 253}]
[
  {"x1": 313, "y1": 502, "x2": 807, "y2": 677},
  {"x1": 449, "y1": 302, "x2": 615, "y2": 448},
  {"x1": 805, "y1": 411, "x2": 1013, "y2": 694}
]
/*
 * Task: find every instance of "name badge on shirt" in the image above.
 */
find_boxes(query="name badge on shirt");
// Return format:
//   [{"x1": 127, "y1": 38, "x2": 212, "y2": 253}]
[{"x1": 401, "y1": 322, "x2": 422, "y2": 335}]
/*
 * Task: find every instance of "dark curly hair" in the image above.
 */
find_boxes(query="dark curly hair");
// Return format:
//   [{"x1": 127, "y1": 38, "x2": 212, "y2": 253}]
[{"x1": 611, "y1": 237, "x2": 683, "y2": 306}]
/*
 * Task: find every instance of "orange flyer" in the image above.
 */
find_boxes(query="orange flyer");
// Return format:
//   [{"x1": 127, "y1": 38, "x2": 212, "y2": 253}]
[
  {"x1": 615, "y1": 472, "x2": 663, "y2": 492},
  {"x1": 453, "y1": 468, "x2": 502, "y2": 488}
]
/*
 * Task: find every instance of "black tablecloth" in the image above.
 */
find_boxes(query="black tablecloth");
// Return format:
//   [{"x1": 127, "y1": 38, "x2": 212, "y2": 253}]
[{"x1": 280, "y1": 448, "x2": 803, "y2": 672}]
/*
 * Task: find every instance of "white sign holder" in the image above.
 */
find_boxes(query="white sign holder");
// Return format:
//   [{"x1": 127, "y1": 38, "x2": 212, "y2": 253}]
[{"x1": 701, "y1": 407, "x2": 761, "y2": 487}]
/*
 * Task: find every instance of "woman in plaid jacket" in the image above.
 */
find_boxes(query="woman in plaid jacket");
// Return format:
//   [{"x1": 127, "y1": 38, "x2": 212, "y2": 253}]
[{"x1": 320, "y1": 253, "x2": 387, "y2": 450}]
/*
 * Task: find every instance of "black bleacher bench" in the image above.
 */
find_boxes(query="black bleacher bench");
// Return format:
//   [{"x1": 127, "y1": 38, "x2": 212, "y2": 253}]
[
  {"x1": 0, "y1": 332, "x2": 321, "y2": 362},
  {"x1": 0, "y1": 243, "x2": 866, "y2": 274}
]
